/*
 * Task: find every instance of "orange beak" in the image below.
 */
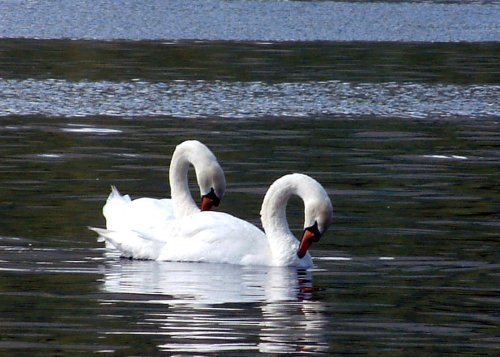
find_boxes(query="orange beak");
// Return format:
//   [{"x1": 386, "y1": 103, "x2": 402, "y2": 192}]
[
  {"x1": 297, "y1": 229, "x2": 316, "y2": 258},
  {"x1": 200, "y1": 195, "x2": 215, "y2": 211}
]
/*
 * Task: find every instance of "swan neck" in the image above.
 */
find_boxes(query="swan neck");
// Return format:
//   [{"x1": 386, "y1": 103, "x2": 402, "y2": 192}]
[
  {"x1": 260, "y1": 177, "x2": 302, "y2": 264},
  {"x1": 261, "y1": 188, "x2": 293, "y2": 236},
  {"x1": 169, "y1": 146, "x2": 200, "y2": 217},
  {"x1": 260, "y1": 173, "x2": 331, "y2": 266}
]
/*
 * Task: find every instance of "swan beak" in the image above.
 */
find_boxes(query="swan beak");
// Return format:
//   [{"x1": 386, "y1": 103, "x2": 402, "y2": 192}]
[
  {"x1": 201, "y1": 195, "x2": 215, "y2": 211},
  {"x1": 200, "y1": 188, "x2": 221, "y2": 211},
  {"x1": 297, "y1": 229, "x2": 316, "y2": 258}
]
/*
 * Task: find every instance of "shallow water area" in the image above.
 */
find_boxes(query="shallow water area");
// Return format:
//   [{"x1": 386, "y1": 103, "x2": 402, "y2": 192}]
[{"x1": 1, "y1": 1, "x2": 499, "y2": 355}]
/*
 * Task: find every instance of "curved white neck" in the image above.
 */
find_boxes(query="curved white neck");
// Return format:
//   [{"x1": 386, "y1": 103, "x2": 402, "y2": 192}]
[
  {"x1": 260, "y1": 174, "x2": 325, "y2": 265},
  {"x1": 169, "y1": 141, "x2": 215, "y2": 217}
]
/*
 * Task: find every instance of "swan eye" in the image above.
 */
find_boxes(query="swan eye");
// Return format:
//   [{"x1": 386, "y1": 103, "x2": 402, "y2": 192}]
[{"x1": 305, "y1": 221, "x2": 322, "y2": 242}]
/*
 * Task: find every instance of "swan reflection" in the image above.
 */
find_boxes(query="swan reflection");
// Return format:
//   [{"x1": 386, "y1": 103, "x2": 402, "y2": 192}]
[
  {"x1": 101, "y1": 259, "x2": 328, "y2": 353},
  {"x1": 103, "y1": 258, "x2": 317, "y2": 304}
]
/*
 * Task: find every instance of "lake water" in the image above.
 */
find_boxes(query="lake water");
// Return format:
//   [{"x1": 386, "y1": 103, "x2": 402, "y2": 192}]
[{"x1": 1, "y1": 0, "x2": 499, "y2": 355}]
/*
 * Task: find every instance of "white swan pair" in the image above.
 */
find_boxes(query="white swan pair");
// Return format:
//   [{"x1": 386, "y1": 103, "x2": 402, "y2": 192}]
[{"x1": 91, "y1": 140, "x2": 333, "y2": 268}]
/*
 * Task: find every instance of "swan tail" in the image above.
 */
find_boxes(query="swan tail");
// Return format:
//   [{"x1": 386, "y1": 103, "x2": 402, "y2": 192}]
[
  {"x1": 89, "y1": 226, "x2": 161, "y2": 260},
  {"x1": 102, "y1": 186, "x2": 133, "y2": 230},
  {"x1": 108, "y1": 185, "x2": 131, "y2": 202},
  {"x1": 88, "y1": 226, "x2": 108, "y2": 243}
]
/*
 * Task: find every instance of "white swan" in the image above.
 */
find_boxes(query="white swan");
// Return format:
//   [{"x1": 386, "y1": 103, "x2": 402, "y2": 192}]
[
  {"x1": 103, "y1": 140, "x2": 226, "y2": 233},
  {"x1": 93, "y1": 174, "x2": 333, "y2": 268}
]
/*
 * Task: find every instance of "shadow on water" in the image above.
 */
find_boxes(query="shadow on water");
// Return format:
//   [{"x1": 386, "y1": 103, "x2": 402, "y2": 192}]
[{"x1": 0, "y1": 39, "x2": 499, "y2": 84}]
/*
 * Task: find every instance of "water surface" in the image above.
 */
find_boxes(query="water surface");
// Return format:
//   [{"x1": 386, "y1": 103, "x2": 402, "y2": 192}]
[
  {"x1": 1, "y1": 0, "x2": 499, "y2": 41},
  {"x1": 0, "y1": 4, "x2": 499, "y2": 356}
]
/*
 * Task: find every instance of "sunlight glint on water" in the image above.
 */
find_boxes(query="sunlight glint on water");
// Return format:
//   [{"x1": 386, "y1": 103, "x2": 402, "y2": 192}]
[{"x1": 0, "y1": 79, "x2": 498, "y2": 119}]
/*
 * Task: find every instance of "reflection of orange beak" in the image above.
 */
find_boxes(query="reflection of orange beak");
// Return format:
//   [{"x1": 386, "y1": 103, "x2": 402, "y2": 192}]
[
  {"x1": 200, "y1": 195, "x2": 215, "y2": 211},
  {"x1": 297, "y1": 229, "x2": 315, "y2": 258}
]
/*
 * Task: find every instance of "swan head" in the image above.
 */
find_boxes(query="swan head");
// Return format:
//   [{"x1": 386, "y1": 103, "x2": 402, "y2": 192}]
[
  {"x1": 171, "y1": 140, "x2": 226, "y2": 213},
  {"x1": 260, "y1": 173, "x2": 333, "y2": 260},
  {"x1": 297, "y1": 187, "x2": 333, "y2": 259},
  {"x1": 198, "y1": 160, "x2": 226, "y2": 211}
]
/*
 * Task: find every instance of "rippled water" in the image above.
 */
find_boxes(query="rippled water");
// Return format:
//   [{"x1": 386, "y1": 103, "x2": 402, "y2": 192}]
[
  {"x1": 1, "y1": 0, "x2": 498, "y2": 41},
  {"x1": 1, "y1": 79, "x2": 498, "y2": 119},
  {"x1": 1, "y1": 5, "x2": 499, "y2": 355}
]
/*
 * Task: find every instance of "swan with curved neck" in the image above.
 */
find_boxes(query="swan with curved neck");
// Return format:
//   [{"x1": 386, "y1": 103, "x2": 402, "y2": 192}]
[
  {"x1": 259, "y1": 173, "x2": 333, "y2": 265},
  {"x1": 94, "y1": 173, "x2": 333, "y2": 268},
  {"x1": 168, "y1": 140, "x2": 226, "y2": 217},
  {"x1": 103, "y1": 140, "x2": 226, "y2": 232}
]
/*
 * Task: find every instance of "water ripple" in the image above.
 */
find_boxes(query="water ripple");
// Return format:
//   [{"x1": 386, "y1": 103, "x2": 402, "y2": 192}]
[
  {"x1": 0, "y1": 78, "x2": 498, "y2": 119},
  {"x1": 0, "y1": 0, "x2": 497, "y2": 42}
]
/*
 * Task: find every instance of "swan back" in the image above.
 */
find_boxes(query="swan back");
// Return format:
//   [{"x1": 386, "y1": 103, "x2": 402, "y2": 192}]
[{"x1": 169, "y1": 140, "x2": 226, "y2": 217}]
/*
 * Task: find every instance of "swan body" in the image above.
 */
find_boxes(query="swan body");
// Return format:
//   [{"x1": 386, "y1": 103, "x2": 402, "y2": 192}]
[
  {"x1": 103, "y1": 140, "x2": 226, "y2": 233},
  {"x1": 93, "y1": 173, "x2": 333, "y2": 268}
]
